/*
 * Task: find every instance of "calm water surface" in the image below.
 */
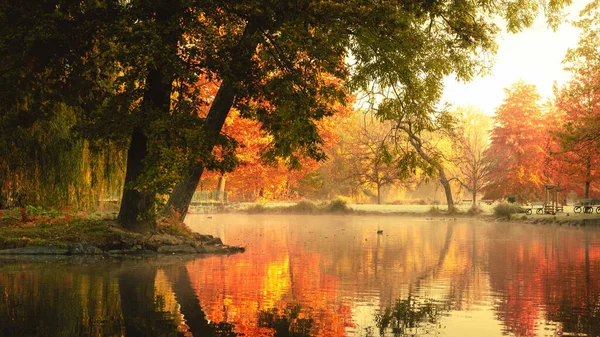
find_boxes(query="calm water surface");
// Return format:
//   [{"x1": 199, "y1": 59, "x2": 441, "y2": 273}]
[{"x1": 2, "y1": 214, "x2": 600, "y2": 337}]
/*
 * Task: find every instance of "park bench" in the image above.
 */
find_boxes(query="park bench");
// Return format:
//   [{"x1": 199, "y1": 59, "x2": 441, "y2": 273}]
[
  {"x1": 526, "y1": 201, "x2": 545, "y2": 215},
  {"x1": 574, "y1": 198, "x2": 600, "y2": 214}
]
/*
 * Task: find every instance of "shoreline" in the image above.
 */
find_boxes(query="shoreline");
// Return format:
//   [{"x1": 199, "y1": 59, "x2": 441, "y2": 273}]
[
  {"x1": 0, "y1": 217, "x2": 244, "y2": 257},
  {"x1": 2, "y1": 204, "x2": 599, "y2": 257}
]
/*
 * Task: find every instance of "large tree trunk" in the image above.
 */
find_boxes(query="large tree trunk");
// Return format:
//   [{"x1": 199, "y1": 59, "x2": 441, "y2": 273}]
[
  {"x1": 117, "y1": 3, "x2": 180, "y2": 231},
  {"x1": 118, "y1": 128, "x2": 155, "y2": 232},
  {"x1": 118, "y1": 69, "x2": 175, "y2": 231},
  {"x1": 164, "y1": 25, "x2": 259, "y2": 221}
]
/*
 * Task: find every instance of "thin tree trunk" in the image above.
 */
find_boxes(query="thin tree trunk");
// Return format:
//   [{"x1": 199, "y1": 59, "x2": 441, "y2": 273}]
[
  {"x1": 217, "y1": 175, "x2": 226, "y2": 202},
  {"x1": 471, "y1": 188, "x2": 477, "y2": 209},
  {"x1": 585, "y1": 181, "x2": 590, "y2": 199},
  {"x1": 377, "y1": 182, "x2": 382, "y2": 205},
  {"x1": 438, "y1": 168, "x2": 454, "y2": 210},
  {"x1": 164, "y1": 24, "x2": 259, "y2": 220},
  {"x1": 405, "y1": 130, "x2": 455, "y2": 210},
  {"x1": 585, "y1": 159, "x2": 591, "y2": 198}
]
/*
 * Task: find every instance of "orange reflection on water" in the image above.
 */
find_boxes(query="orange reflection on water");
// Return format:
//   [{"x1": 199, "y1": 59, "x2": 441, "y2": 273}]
[
  {"x1": 488, "y1": 225, "x2": 600, "y2": 337},
  {"x1": 185, "y1": 220, "x2": 352, "y2": 337},
  {"x1": 4, "y1": 216, "x2": 600, "y2": 337}
]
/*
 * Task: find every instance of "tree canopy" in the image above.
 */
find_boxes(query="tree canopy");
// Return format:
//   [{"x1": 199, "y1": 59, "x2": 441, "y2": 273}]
[{"x1": 0, "y1": 0, "x2": 573, "y2": 229}]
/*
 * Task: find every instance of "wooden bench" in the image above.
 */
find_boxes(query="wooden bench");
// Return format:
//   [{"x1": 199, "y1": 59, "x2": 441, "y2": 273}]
[{"x1": 526, "y1": 202, "x2": 545, "y2": 215}]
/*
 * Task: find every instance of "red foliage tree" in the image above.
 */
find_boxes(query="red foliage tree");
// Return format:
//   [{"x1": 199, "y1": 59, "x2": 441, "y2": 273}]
[
  {"x1": 197, "y1": 76, "x2": 353, "y2": 201},
  {"x1": 552, "y1": 74, "x2": 600, "y2": 198},
  {"x1": 551, "y1": 0, "x2": 600, "y2": 199},
  {"x1": 483, "y1": 81, "x2": 551, "y2": 202}
]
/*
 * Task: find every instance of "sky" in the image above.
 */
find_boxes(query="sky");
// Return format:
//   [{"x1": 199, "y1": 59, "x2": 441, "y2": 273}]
[{"x1": 441, "y1": 0, "x2": 589, "y2": 116}]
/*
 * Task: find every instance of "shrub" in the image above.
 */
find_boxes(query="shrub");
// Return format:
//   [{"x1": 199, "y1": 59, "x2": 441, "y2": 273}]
[
  {"x1": 246, "y1": 204, "x2": 267, "y2": 214},
  {"x1": 427, "y1": 205, "x2": 442, "y2": 215},
  {"x1": 493, "y1": 203, "x2": 522, "y2": 220},
  {"x1": 287, "y1": 200, "x2": 319, "y2": 214},
  {"x1": 157, "y1": 207, "x2": 194, "y2": 237},
  {"x1": 466, "y1": 206, "x2": 482, "y2": 216},
  {"x1": 325, "y1": 199, "x2": 352, "y2": 214}
]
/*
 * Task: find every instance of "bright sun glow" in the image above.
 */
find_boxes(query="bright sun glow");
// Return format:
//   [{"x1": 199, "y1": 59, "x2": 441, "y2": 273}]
[{"x1": 442, "y1": 0, "x2": 589, "y2": 115}]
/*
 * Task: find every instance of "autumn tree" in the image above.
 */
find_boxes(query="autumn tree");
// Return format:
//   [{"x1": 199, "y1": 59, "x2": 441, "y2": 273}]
[
  {"x1": 348, "y1": 113, "x2": 403, "y2": 204},
  {"x1": 200, "y1": 110, "x2": 322, "y2": 201},
  {"x1": 190, "y1": 74, "x2": 352, "y2": 202},
  {"x1": 553, "y1": 0, "x2": 600, "y2": 198},
  {"x1": 324, "y1": 112, "x2": 403, "y2": 204},
  {"x1": 345, "y1": 0, "x2": 569, "y2": 210},
  {"x1": 168, "y1": 0, "x2": 573, "y2": 218},
  {"x1": 484, "y1": 81, "x2": 549, "y2": 202},
  {"x1": 163, "y1": 3, "x2": 352, "y2": 220},
  {"x1": 2, "y1": 0, "x2": 573, "y2": 230},
  {"x1": 298, "y1": 126, "x2": 361, "y2": 200},
  {"x1": 451, "y1": 107, "x2": 492, "y2": 208}
]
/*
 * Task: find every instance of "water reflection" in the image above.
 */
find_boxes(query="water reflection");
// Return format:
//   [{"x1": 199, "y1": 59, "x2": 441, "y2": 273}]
[
  {"x1": 118, "y1": 266, "x2": 181, "y2": 336},
  {"x1": 0, "y1": 258, "x2": 238, "y2": 337},
  {"x1": 374, "y1": 297, "x2": 448, "y2": 337},
  {"x1": 2, "y1": 215, "x2": 600, "y2": 336},
  {"x1": 258, "y1": 305, "x2": 313, "y2": 337}
]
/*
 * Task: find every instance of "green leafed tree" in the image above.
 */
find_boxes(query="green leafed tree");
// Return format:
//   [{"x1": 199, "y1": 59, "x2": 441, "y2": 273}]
[
  {"x1": 344, "y1": 0, "x2": 569, "y2": 210},
  {"x1": 1, "y1": 0, "x2": 572, "y2": 230}
]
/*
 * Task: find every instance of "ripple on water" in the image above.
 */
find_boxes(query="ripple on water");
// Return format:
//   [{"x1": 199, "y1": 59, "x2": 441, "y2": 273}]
[{"x1": 4, "y1": 215, "x2": 600, "y2": 337}]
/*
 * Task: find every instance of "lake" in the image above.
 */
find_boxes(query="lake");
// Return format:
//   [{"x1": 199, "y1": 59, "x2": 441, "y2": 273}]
[{"x1": 1, "y1": 214, "x2": 600, "y2": 336}]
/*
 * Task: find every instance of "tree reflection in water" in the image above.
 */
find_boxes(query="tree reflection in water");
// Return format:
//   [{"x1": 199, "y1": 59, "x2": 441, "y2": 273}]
[
  {"x1": 258, "y1": 305, "x2": 313, "y2": 337},
  {"x1": 374, "y1": 297, "x2": 447, "y2": 336},
  {"x1": 118, "y1": 263, "x2": 239, "y2": 337},
  {"x1": 118, "y1": 267, "x2": 183, "y2": 336},
  {"x1": 255, "y1": 298, "x2": 448, "y2": 337}
]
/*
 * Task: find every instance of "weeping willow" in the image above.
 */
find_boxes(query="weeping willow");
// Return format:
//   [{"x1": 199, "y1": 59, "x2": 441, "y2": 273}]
[{"x1": 0, "y1": 103, "x2": 125, "y2": 210}]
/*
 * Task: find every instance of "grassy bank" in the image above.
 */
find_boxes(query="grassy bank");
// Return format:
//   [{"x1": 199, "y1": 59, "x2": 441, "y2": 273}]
[{"x1": 0, "y1": 209, "x2": 235, "y2": 254}]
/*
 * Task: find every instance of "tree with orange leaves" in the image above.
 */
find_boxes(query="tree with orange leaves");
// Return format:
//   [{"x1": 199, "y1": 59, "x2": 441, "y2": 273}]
[
  {"x1": 199, "y1": 83, "x2": 353, "y2": 201},
  {"x1": 483, "y1": 81, "x2": 550, "y2": 202},
  {"x1": 552, "y1": 0, "x2": 600, "y2": 199}
]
